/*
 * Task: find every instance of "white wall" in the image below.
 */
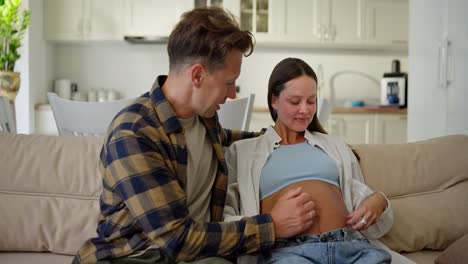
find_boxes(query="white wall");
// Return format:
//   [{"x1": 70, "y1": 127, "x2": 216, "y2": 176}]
[
  {"x1": 13, "y1": 0, "x2": 30, "y2": 134},
  {"x1": 47, "y1": 43, "x2": 407, "y2": 109}
]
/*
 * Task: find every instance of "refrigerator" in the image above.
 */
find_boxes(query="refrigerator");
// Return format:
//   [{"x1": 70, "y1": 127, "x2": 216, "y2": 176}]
[{"x1": 407, "y1": 0, "x2": 468, "y2": 142}]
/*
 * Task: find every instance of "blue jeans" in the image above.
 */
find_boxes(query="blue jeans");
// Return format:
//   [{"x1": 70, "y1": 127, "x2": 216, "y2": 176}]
[{"x1": 259, "y1": 227, "x2": 391, "y2": 264}]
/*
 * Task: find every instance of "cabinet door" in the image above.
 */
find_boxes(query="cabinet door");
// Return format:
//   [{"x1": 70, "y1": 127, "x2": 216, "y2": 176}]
[
  {"x1": 329, "y1": 114, "x2": 375, "y2": 144},
  {"x1": 237, "y1": 0, "x2": 277, "y2": 42},
  {"x1": 278, "y1": 0, "x2": 323, "y2": 43},
  {"x1": 446, "y1": 0, "x2": 468, "y2": 136},
  {"x1": 365, "y1": 0, "x2": 408, "y2": 46},
  {"x1": 375, "y1": 114, "x2": 407, "y2": 144},
  {"x1": 193, "y1": 0, "x2": 240, "y2": 18},
  {"x1": 125, "y1": 0, "x2": 193, "y2": 36},
  {"x1": 86, "y1": 0, "x2": 125, "y2": 40},
  {"x1": 44, "y1": 0, "x2": 85, "y2": 40},
  {"x1": 328, "y1": 0, "x2": 365, "y2": 44}
]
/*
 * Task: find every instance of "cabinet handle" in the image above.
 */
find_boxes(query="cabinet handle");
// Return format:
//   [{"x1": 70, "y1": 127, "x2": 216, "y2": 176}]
[
  {"x1": 78, "y1": 19, "x2": 84, "y2": 38},
  {"x1": 87, "y1": 20, "x2": 92, "y2": 35},
  {"x1": 317, "y1": 24, "x2": 326, "y2": 42},
  {"x1": 329, "y1": 24, "x2": 336, "y2": 42},
  {"x1": 391, "y1": 40, "x2": 407, "y2": 44},
  {"x1": 438, "y1": 38, "x2": 451, "y2": 89}
]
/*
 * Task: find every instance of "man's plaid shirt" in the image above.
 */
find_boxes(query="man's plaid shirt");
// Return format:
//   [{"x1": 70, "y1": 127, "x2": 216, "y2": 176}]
[{"x1": 73, "y1": 76, "x2": 275, "y2": 263}]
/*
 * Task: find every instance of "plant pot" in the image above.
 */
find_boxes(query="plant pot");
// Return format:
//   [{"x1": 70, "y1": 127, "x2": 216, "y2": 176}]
[{"x1": 0, "y1": 71, "x2": 21, "y2": 103}]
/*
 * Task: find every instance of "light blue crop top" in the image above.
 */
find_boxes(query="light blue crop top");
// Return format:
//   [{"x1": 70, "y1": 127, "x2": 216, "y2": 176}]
[{"x1": 259, "y1": 142, "x2": 340, "y2": 199}]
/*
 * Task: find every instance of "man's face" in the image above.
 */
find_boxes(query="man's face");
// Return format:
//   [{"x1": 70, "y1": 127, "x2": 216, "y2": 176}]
[{"x1": 193, "y1": 49, "x2": 241, "y2": 118}]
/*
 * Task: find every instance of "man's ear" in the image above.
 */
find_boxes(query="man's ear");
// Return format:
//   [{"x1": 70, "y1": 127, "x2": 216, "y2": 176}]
[{"x1": 191, "y1": 64, "x2": 205, "y2": 88}]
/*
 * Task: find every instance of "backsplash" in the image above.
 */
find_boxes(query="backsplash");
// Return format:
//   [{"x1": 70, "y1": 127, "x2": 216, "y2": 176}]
[{"x1": 50, "y1": 43, "x2": 407, "y2": 108}]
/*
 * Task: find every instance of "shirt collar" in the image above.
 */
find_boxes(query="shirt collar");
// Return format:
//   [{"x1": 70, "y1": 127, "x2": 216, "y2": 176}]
[
  {"x1": 264, "y1": 125, "x2": 325, "y2": 150},
  {"x1": 149, "y1": 75, "x2": 184, "y2": 134}
]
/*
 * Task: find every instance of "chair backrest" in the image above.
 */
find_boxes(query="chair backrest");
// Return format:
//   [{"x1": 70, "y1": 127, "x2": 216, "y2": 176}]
[
  {"x1": 317, "y1": 97, "x2": 332, "y2": 125},
  {"x1": 217, "y1": 94, "x2": 255, "y2": 131},
  {"x1": 0, "y1": 96, "x2": 16, "y2": 133},
  {"x1": 48, "y1": 92, "x2": 135, "y2": 136}
]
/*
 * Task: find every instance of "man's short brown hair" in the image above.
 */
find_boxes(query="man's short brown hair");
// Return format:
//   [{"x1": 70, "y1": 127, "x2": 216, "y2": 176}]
[{"x1": 167, "y1": 7, "x2": 254, "y2": 73}]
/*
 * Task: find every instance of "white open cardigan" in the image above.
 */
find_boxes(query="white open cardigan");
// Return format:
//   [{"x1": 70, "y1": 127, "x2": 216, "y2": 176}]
[{"x1": 223, "y1": 126, "x2": 414, "y2": 264}]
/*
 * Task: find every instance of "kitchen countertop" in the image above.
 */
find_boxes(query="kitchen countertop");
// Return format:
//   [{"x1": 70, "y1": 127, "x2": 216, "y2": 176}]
[{"x1": 332, "y1": 106, "x2": 407, "y2": 114}]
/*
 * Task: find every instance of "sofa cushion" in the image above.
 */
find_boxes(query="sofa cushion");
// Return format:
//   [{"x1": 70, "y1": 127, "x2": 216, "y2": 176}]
[
  {"x1": 435, "y1": 233, "x2": 468, "y2": 264},
  {"x1": 402, "y1": 250, "x2": 442, "y2": 264},
  {"x1": 0, "y1": 134, "x2": 103, "y2": 255},
  {"x1": 0, "y1": 252, "x2": 73, "y2": 264},
  {"x1": 352, "y1": 135, "x2": 468, "y2": 252}
]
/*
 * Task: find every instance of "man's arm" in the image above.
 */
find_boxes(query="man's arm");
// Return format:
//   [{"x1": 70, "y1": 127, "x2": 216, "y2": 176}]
[
  {"x1": 221, "y1": 128, "x2": 265, "y2": 146},
  {"x1": 104, "y1": 132, "x2": 274, "y2": 261}
]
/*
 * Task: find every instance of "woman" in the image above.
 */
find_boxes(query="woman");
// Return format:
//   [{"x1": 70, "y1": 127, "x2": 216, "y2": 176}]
[{"x1": 224, "y1": 58, "x2": 395, "y2": 264}]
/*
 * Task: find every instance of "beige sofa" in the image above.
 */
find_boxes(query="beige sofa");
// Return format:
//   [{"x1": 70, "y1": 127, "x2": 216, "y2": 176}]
[{"x1": 0, "y1": 133, "x2": 467, "y2": 263}]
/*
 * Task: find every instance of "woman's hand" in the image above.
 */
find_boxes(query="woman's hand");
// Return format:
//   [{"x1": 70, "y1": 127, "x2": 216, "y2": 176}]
[{"x1": 346, "y1": 191, "x2": 387, "y2": 230}]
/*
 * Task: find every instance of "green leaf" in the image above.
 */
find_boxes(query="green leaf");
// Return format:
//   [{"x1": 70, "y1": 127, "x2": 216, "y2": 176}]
[{"x1": 0, "y1": 0, "x2": 29, "y2": 71}]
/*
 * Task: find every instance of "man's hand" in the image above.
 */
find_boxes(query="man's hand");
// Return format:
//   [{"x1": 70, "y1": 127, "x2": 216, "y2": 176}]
[
  {"x1": 346, "y1": 191, "x2": 387, "y2": 230},
  {"x1": 269, "y1": 187, "x2": 316, "y2": 238}
]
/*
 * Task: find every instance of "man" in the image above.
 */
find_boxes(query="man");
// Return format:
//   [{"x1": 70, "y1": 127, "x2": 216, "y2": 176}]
[{"x1": 74, "y1": 7, "x2": 315, "y2": 264}]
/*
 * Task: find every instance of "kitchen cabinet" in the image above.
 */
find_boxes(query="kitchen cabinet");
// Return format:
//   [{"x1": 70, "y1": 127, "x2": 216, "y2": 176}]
[
  {"x1": 328, "y1": 112, "x2": 407, "y2": 144},
  {"x1": 124, "y1": 0, "x2": 194, "y2": 37},
  {"x1": 234, "y1": 0, "x2": 279, "y2": 42},
  {"x1": 277, "y1": 0, "x2": 365, "y2": 45},
  {"x1": 365, "y1": 0, "x2": 408, "y2": 46},
  {"x1": 408, "y1": 0, "x2": 468, "y2": 141},
  {"x1": 35, "y1": 105, "x2": 58, "y2": 135},
  {"x1": 44, "y1": 0, "x2": 124, "y2": 41}
]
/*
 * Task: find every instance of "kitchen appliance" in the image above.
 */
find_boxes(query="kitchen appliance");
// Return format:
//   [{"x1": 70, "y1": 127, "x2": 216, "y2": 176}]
[{"x1": 380, "y1": 60, "x2": 407, "y2": 108}]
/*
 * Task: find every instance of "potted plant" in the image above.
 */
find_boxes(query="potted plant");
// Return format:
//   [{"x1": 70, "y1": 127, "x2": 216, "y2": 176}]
[{"x1": 0, "y1": 0, "x2": 30, "y2": 102}]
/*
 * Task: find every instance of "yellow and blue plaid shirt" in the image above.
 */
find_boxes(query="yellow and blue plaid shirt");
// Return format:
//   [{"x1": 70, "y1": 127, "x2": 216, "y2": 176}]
[{"x1": 73, "y1": 76, "x2": 275, "y2": 263}]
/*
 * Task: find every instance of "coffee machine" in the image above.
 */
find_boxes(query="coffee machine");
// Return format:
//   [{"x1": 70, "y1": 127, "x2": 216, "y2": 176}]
[{"x1": 380, "y1": 60, "x2": 408, "y2": 108}]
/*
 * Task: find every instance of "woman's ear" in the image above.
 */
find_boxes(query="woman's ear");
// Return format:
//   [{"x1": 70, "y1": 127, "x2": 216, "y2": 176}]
[
  {"x1": 271, "y1": 95, "x2": 279, "y2": 110},
  {"x1": 191, "y1": 64, "x2": 205, "y2": 88}
]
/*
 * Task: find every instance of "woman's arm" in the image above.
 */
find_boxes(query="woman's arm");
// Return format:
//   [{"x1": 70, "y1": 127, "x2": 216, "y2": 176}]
[{"x1": 343, "y1": 143, "x2": 394, "y2": 239}]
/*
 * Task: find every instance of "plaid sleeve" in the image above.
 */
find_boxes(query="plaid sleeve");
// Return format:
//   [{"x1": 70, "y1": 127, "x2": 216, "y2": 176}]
[
  {"x1": 103, "y1": 131, "x2": 274, "y2": 261},
  {"x1": 221, "y1": 128, "x2": 263, "y2": 147}
]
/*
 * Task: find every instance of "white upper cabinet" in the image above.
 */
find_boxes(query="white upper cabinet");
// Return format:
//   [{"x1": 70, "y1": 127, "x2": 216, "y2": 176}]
[
  {"x1": 234, "y1": 0, "x2": 278, "y2": 42},
  {"x1": 44, "y1": 0, "x2": 84, "y2": 40},
  {"x1": 44, "y1": 0, "x2": 124, "y2": 41},
  {"x1": 365, "y1": 0, "x2": 409, "y2": 46},
  {"x1": 86, "y1": 1, "x2": 124, "y2": 40},
  {"x1": 328, "y1": 0, "x2": 365, "y2": 44},
  {"x1": 270, "y1": 0, "x2": 366, "y2": 46},
  {"x1": 278, "y1": 0, "x2": 323, "y2": 43},
  {"x1": 43, "y1": 0, "x2": 408, "y2": 47},
  {"x1": 124, "y1": 0, "x2": 194, "y2": 37}
]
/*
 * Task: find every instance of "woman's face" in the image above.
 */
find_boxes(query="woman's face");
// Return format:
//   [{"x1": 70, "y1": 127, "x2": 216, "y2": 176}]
[{"x1": 272, "y1": 75, "x2": 317, "y2": 132}]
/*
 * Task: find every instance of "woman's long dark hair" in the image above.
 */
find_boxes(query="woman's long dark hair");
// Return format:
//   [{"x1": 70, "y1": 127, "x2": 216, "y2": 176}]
[{"x1": 267, "y1": 58, "x2": 327, "y2": 134}]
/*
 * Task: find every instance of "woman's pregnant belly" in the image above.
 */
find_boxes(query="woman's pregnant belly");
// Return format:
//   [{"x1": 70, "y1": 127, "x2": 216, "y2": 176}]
[{"x1": 260, "y1": 180, "x2": 349, "y2": 235}]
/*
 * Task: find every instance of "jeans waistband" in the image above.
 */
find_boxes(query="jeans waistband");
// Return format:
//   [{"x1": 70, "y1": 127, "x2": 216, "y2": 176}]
[{"x1": 274, "y1": 227, "x2": 367, "y2": 248}]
